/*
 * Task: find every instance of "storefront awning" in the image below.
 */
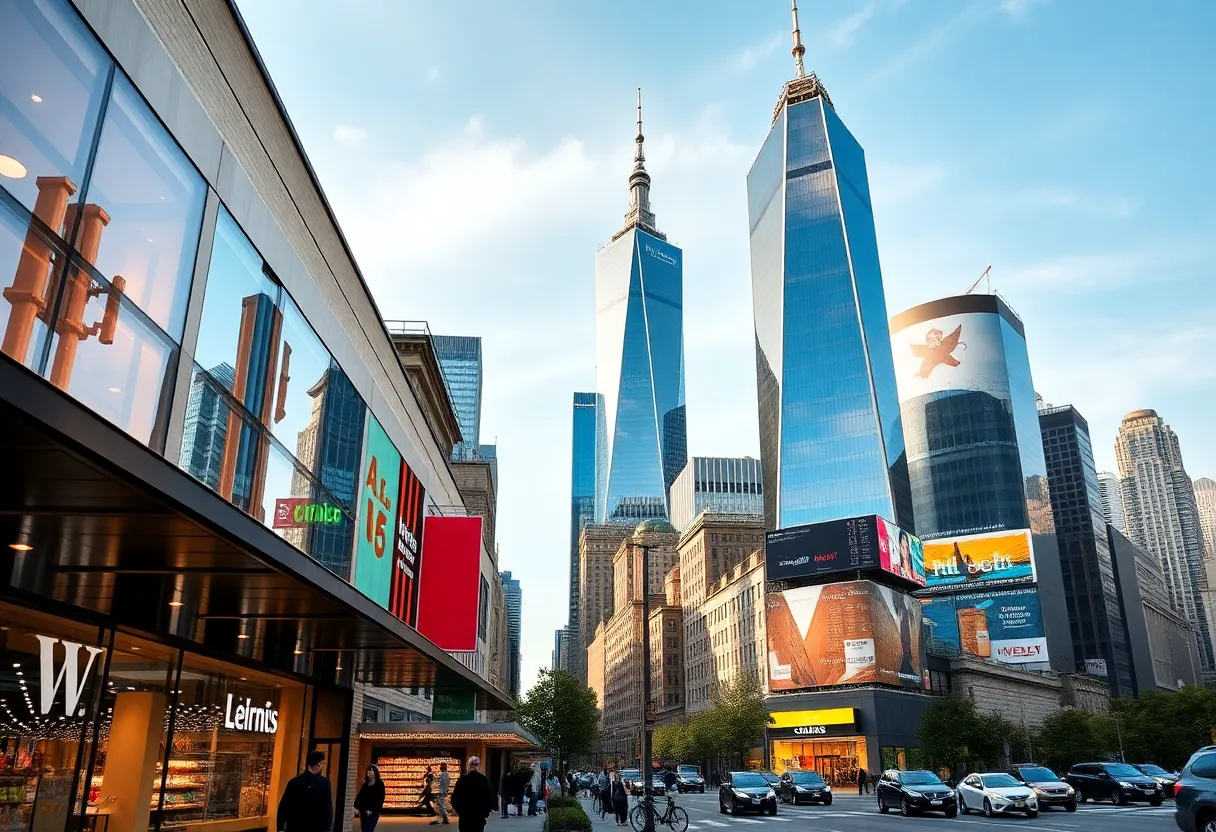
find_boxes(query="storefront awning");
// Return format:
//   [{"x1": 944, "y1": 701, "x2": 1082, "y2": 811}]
[
  {"x1": 0, "y1": 363, "x2": 511, "y2": 709},
  {"x1": 359, "y1": 721, "x2": 541, "y2": 751}
]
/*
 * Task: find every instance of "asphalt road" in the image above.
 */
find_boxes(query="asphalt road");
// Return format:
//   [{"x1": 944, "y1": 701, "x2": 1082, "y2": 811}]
[{"x1": 640, "y1": 790, "x2": 1179, "y2": 832}]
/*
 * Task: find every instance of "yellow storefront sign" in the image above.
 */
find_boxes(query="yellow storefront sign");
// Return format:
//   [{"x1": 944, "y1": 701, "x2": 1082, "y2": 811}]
[{"x1": 768, "y1": 707, "x2": 857, "y2": 729}]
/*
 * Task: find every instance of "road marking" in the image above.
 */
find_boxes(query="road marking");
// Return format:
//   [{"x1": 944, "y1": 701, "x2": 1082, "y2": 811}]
[
  {"x1": 699, "y1": 821, "x2": 729, "y2": 827},
  {"x1": 950, "y1": 819, "x2": 1079, "y2": 832},
  {"x1": 730, "y1": 819, "x2": 764, "y2": 824}
]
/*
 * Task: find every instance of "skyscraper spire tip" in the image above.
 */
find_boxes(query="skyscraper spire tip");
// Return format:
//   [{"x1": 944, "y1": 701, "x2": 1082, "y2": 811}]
[{"x1": 791, "y1": 0, "x2": 807, "y2": 79}]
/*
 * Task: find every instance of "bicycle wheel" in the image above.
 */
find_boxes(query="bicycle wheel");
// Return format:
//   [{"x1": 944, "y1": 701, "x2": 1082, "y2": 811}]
[
  {"x1": 629, "y1": 803, "x2": 646, "y2": 831},
  {"x1": 668, "y1": 806, "x2": 689, "y2": 832}
]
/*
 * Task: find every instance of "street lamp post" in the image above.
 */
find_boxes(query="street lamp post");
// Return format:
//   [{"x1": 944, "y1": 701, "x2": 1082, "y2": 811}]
[{"x1": 639, "y1": 540, "x2": 655, "y2": 832}]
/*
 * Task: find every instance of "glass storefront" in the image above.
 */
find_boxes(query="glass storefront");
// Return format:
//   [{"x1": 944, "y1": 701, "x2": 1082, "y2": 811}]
[
  {"x1": 770, "y1": 738, "x2": 869, "y2": 786},
  {"x1": 0, "y1": 601, "x2": 315, "y2": 832}
]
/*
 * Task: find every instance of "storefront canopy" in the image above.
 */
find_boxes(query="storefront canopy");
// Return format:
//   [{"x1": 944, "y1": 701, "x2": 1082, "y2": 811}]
[
  {"x1": 359, "y1": 721, "x2": 541, "y2": 751},
  {"x1": 0, "y1": 363, "x2": 511, "y2": 709}
]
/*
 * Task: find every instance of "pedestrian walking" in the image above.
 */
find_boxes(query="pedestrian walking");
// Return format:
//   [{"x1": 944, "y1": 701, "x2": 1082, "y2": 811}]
[
  {"x1": 856, "y1": 768, "x2": 869, "y2": 796},
  {"x1": 419, "y1": 766, "x2": 436, "y2": 815},
  {"x1": 499, "y1": 769, "x2": 512, "y2": 818},
  {"x1": 611, "y1": 772, "x2": 629, "y2": 826},
  {"x1": 431, "y1": 762, "x2": 451, "y2": 825},
  {"x1": 354, "y1": 764, "x2": 385, "y2": 832},
  {"x1": 597, "y1": 767, "x2": 611, "y2": 816},
  {"x1": 276, "y1": 750, "x2": 334, "y2": 832},
  {"x1": 663, "y1": 768, "x2": 677, "y2": 795},
  {"x1": 451, "y1": 757, "x2": 496, "y2": 832},
  {"x1": 513, "y1": 766, "x2": 527, "y2": 816}
]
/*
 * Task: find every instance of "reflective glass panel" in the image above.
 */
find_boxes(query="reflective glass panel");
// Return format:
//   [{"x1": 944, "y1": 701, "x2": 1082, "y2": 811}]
[
  {"x1": 43, "y1": 263, "x2": 175, "y2": 447},
  {"x1": 178, "y1": 363, "x2": 262, "y2": 513},
  {"x1": 0, "y1": 0, "x2": 109, "y2": 220},
  {"x1": 315, "y1": 363, "x2": 365, "y2": 509},
  {"x1": 0, "y1": 195, "x2": 61, "y2": 370},
  {"x1": 194, "y1": 210, "x2": 280, "y2": 422},
  {"x1": 79, "y1": 75, "x2": 205, "y2": 338},
  {"x1": 268, "y1": 293, "x2": 331, "y2": 473}
]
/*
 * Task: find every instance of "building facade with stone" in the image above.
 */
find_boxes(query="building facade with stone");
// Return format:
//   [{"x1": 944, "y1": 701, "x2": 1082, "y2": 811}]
[
  {"x1": 576, "y1": 524, "x2": 634, "y2": 681},
  {"x1": 704, "y1": 551, "x2": 766, "y2": 696}
]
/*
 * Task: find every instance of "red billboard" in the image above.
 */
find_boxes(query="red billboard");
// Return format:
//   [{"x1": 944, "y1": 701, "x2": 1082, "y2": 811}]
[
  {"x1": 389, "y1": 459, "x2": 427, "y2": 627},
  {"x1": 416, "y1": 516, "x2": 483, "y2": 652}
]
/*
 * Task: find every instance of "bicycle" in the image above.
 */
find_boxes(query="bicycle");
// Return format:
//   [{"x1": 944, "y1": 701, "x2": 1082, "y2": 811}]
[
  {"x1": 586, "y1": 788, "x2": 609, "y2": 820},
  {"x1": 629, "y1": 793, "x2": 688, "y2": 832}
]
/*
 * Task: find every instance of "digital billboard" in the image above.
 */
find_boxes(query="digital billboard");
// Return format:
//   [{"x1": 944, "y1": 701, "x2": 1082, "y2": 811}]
[
  {"x1": 389, "y1": 457, "x2": 427, "y2": 627},
  {"x1": 766, "y1": 580, "x2": 925, "y2": 691},
  {"x1": 352, "y1": 415, "x2": 401, "y2": 607},
  {"x1": 417, "y1": 515, "x2": 483, "y2": 652},
  {"x1": 921, "y1": 587, "x2": 1049, "y2": 666},
  {"x1": 891, "y1": 311, "x2": 1011, "y2": 401},
  {"x1": 921, "y1": 529, "x2": 1035, "y2": 591},
  {"x1": 766, "y1": 515, "x2": 925, "y2": 587}
]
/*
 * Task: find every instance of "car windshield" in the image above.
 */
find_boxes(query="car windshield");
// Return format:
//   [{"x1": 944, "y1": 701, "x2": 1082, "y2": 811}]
[
  {"x1": 1104, "y1": 764, "x2": 1143, "y2": 778},
  {"x1": 678, "y1": 767, "x2": 700, "y2": 777},
  {"x1": 791, "y1": 772, "x2": 824, "y2": 784},
  {"x1": 980, "y1": 774, "x2": 1021, "y2": 788},
  {"x1": 1017, "y1": 767, "x2": 1059, "y2": 782},
  {"x1": 620, "y1": 770, "x2": 640, "y2": 780},
  {"x1": 760, "y1": 773, "x2": 779, "y2": 784},
  {"x1": 732, "y1": 774, "x2": 768, "y2": 788},
  {"x1": 900, "y1": 771, "x2": 944, "y2": 786},
  {"x1": 1138, "y1": 765, "x2": 1171, "y2": 777}
]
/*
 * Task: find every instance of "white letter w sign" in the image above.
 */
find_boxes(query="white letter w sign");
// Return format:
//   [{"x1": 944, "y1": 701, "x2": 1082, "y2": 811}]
[{"x1": 35, "y1": 635, "x2": 105, "y2": 717}]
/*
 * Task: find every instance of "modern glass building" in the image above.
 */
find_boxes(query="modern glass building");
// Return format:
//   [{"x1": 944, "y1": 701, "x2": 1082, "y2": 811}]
[
  {"x1": 668, "y1": 456, "x2": 764, "y2": 532},
  {"x1": 747, "y1": 58, "x2": 911, "y2": 532},
  {"x1": 432, "y1": 334, "x2": 482, "y2": 461},
  {"x1": 569, "y1": 392, "x2": 600, "y2": 632},
  {"x1": 501, "y1": 571, "x2": 522, "y2": 698},
  {"x1": 1040, "y1": 404, "x2": 1135, "y2": 696},
  {"x1": 595, "y1": 92, "x2": 687, "y2": 524}
]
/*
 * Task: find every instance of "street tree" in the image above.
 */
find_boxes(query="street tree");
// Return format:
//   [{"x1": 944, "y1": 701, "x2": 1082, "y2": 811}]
[
  {"x1": 515, "y1": 669, "x2": 600, "y2": 793},
  {"x1": 916, "y1": 695, "x2": 1011, "y2": 777},
  {"x1": 711, "y1": 673, "x2": 773, "y2": 767},
  {"x1": 1034, "y1": 708, "x2": 1116, "y2": 773}
]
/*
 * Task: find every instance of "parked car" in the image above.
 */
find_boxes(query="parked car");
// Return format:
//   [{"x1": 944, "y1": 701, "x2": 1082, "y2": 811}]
[
  {"x1": 1137, "y1": 764, "x2": 1181, "y2": 794},
  {"x1": 1066, "y1": 762, "x2": 1163, "y2": 806},
  {"x1": 876, "y1": 770, "x2": 958, "y2": 817},
  {"x1": 676, "y1": 765, "x2": 705, "y2": 793},
  {"x1": 650, "y1": 774, "x2": 668, "y2": 796},
  {"x1": 757, "y1": 771, "x2": 781, "y2": 789},
  {"x1": 777, "y1": 770, "x2": 832, "y2": 805},
  {"x1": 1008, "y1": 764, "x2": 1077, "y2": 811},
  {"x1": 1174, "y1": 748, "x2": 1216, "y2": 832},
  {"x1": 719, "y1": 771, "x2": 778, "y2": 816},
  {"x1": 956, "y1": 772, "x2": 1038, "y2": 817},
  {"x1": 619, "y1": 769, "x2": 644, "y2": 796}
]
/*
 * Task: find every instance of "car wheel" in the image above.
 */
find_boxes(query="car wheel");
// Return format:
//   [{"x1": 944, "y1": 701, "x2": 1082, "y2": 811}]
[
  {"x1": 719, "y1": 798, "x2": 727, "y2": 815},
  {"x1": 1201, "y1": 813, "x2": 1216, "y2": 832},
  {"x1": 1151, "y1": 799, "x2": 1163, "y2": 807},
  {"x1": 902, "y1": 798, "x2": 913, "y2": 817},
  {"x1": 700, "y1": 787, "x2": 705, "y2": 794},
  {"x1": 1111, "y1": 788, "x2": 1126, "y2": 806},
  {"x1": 730, "y1": 799, "x2": 739, "y2": 817},
  {"x1": 1027, "y1": 810, "x2": 1038, "y2": 818},
  {"x1": 946, "y1": 808, "x2": 958, "y2": 819},
  {"x1": 769, "y1": 806, "x2": 778, "y2": 817},
  {"x1": 879, "y1": 796, "x2": 889, "y2": 814},
  {"x1": 983, "y1": 798, "x2": 994, "y2": 818},
  {"x1": 824, "y1": 796, "x2": 832, "y2": 806},
  {"x1": 1065, "y1": 801, "x2": 1077, "y2": 812},
  {"x1": 959, "y1": 793, "x2": 969, "y2": 814}
]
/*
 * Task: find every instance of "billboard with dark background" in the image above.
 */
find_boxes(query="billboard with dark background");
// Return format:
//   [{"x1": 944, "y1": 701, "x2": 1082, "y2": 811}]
[
  {"x1": 390, "y1": 458, "x2": 427, "y2": 627},
  {"x1": 766, "y1": 515, "x2": 925, "y2": 587}
]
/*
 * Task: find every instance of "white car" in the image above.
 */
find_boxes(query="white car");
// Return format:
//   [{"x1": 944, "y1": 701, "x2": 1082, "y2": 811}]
[{"x1": 956, "y1": 772, "x2": 1039, "y2": 817}]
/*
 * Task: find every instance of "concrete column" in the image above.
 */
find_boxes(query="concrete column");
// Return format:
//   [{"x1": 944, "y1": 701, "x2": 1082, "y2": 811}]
[
  {"x1": 268, "y1": 687, "x2": 307, "y2": 832},
  {"x1": 101, "y1": 691, "x2": 165, "y2": 832},
  {"x1": 343, "y1": 685, "x2": 366, "y2": 832}
]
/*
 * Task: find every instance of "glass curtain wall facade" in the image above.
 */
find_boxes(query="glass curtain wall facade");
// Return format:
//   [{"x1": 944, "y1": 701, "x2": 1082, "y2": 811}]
[
  {"x1": 594, "y1": 228, "x2": 686, "y2": 524},
  {"x1": 1040, "y1": 405, "x2": 1135, "y2": 696},
  {"x1": 747, "y1": 97, "x2": 911, "y2": 532},
  {"x1": 569, "y1": 392, "x2": 600, "y2": 632},
  {"x1": 668, "y1": 456, "x2": 764, "y2": 532},
  {"x1": 432, "y1": 335, "x2": 481, "y2": 461}
]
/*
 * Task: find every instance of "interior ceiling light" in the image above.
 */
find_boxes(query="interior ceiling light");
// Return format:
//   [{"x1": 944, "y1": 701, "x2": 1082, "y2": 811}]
[
  {"x1": 29, "y1": 94, "x2": 42, "y2": 103},
  {"x1": 8, "y1": 544, "x2": 32, "y2": 552},
  {"x1": 237, "y1": 633, "x2": 249, "y2": 639},
  {"x1": 0, "y1": 156, "x2": 27, "y2": 180},
  {"x1": 168, "y1": 600, "x2": 184, "y2": 607}
]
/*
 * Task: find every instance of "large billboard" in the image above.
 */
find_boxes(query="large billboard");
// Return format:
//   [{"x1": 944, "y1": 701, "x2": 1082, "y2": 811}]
[
  {"x1": 921, "y1": 587, "x2": 1049, "y2": 666},
  {"x1": 766, "y1": 515, "x2": 925, "y2": 587},
  {"x1": 921, "y1": 529, "x2": 1035, "y2": 591},
  {"x1": 766, "y1": 580, "x2": 925, "y2": 691},
  {"x1": 389, "y1": 458, "x2": 427, "y2": 627},
  {"x1": 417, "y1": 515, "x2": 483, "y2": 652},
  {"x1": 353, "y1": 415, "x2": 402, "y2": 607},
  {"x1": 891, "y1": 311, "x2": 1011, "y2": 401}
]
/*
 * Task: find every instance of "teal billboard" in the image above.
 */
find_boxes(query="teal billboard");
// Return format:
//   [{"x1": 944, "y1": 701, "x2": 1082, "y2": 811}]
[{"x1": 353, "y1": 415, "x2": 402, "y2": 607}]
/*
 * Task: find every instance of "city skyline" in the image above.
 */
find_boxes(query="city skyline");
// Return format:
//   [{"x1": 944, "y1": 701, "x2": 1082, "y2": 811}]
[{"x1": 235, "y1": 0, "x2": 1216, "y2": 689}]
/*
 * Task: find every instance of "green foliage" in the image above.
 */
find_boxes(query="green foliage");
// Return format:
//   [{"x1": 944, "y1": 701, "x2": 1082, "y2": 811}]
[
  {"x1": 1110, "y1": 686, "x2": 1216, "y2": 770},
  {"x1": 1034, "y1": 708, "x2": 1116, "y2": 773},
  {"x1": 545, "y1": 796, "x2": 581, "y2": 810},
  {"x1": 710, "y1": 674, "x2": 774, "y2": 762},
  {"x1": 916, "y1": 696, "x2": 1013, "y2": 776},
  {"x1": 516, "y1": 669, "x2": 601, "y2": 791},
  {"x1": 544, "y1": 805, "x2": 592, "y2": 832},
  {"x1": 653, "y1": 721, "x2": 690, "y2": 762}
]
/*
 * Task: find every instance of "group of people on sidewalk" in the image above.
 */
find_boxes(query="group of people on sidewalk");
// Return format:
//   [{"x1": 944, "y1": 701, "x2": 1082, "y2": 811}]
[
  {"x1": 275, "y1": 752, "x2": 498, "y2": 832},
  {"x1": 499, "y1": 764, "x2": 565, "y2": 817}
]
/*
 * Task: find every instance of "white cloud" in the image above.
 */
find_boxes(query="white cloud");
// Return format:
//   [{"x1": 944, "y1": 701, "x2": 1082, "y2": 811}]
[
  {"x1": 331, "y1": 124, "x2": 367, "y2": 144},
  {"x1": 425, "y1": 65, "x2": 440, "y2": 84},
  {"x1": 830, "y1": 1, "x2": 878, "y2": 47},
  {"x1": 729, "y1": 31, "x2": 784, "y2": 73}
]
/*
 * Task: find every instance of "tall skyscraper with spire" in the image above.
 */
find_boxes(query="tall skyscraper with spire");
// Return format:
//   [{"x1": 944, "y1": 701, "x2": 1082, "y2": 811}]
[
  {"x1": 747, "y1": 2, "x2": 912, "y2": 531},
  {"x1": 595, "y1": 90, "x2": 687, "y2": 523}
]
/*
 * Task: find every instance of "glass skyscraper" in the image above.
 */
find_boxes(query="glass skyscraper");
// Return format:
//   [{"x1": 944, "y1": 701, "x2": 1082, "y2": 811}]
[
  {"x1": 747, "y1": 53, "x2": 911, "y2": 531},
  {"x1": 595, "y1": 91, "x2": 687, "y2": 524},
  {"x1": 569, "y1": 391, "x2": 600, "y2": 632},
  {"x1": 432, "y1": 334, "x2": 482, "y2": 461}
]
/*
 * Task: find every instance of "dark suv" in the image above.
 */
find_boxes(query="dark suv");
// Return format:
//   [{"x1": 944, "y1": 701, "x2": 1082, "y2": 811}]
[
  {"x1": 876, "y1": 770, "x2": 958, "y2": 817},
  {"x1": 1176, "y1": 749, "x2": 1216, "y2": 832},
  {"x1": 719, "y1": 771, "x2": 778, "y2": 816},
  {"x1": 1009, "y1": 765, "x2": 1077, "y2": 811},
  {"x1": 1066, "y1": 762, "x2": 1163, "y2": 806}
]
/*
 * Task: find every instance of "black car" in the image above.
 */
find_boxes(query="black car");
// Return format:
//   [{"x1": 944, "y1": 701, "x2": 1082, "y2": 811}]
[
  {"x1": 777, "y1": 770, "x2": 832, "y2": 805},
  {"x1": 1066, "y1": 762, "x2": 1163, "y2": 806},
  {"x1": 1175, "y1": 748, "x2": 1216, "y2": 832},
  {"x1": 876, "y1": 769, "x2": 958, "y2": 817},
  {"x1": 1137, "y1": 764, "x2": 1180, "y2": 795},
  {"x1": 676, "y1": 765, "x2": 706, "y2": 794},
  {"x1": 1009, "y1": 765, "x2": 1078, "y2": 811},
  {"x1": 719, "y1": 771, "x2": 778, "y2": 816}
]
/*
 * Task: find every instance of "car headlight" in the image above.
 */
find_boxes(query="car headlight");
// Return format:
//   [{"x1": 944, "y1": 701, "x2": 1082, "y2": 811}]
[
  {"x1": 1065, "y1": 785, "x2": 1075, "y2": 794},
  {"x1": 733, "y1": 789, "x2": 749, "y2": 799},
  {"x1": 824, "y1": 785, "x2": 831, "y2": 792},
  {"x1": 1118, "y1": 781, "x2": 1134, "y2": 788},
  {"x1": 1033, "y1": 787, "x2": 1047, "y2": 795},
  {"x1": 905, "y1": 789, "x2": 922, "y2": 797},
  {"x1": 766, "y1": 790, "x2": 777, "y2": 799}
]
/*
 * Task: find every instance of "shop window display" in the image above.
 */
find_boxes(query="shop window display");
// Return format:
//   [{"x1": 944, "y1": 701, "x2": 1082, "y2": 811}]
[
  {"x1": 770, "y1": 738, "x2": 868, "y2": 786},
  {"x1": 372, "y1": 751, "x2": 461, "y2": 814}
]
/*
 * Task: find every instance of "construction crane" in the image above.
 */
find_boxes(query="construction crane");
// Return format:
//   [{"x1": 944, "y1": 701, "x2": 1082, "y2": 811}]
[{"x1": 965, "y1": 265, "x2": 992, "y2": 295}]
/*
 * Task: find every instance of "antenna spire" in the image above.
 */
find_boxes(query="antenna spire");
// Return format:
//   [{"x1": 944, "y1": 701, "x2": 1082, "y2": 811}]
[
  {"x1": 634, "y1": 88, "x2": 646, "y2": 169},
  {"x1": 791, "y1": 0, "x2": 807, "y2": 79},
  {"x1": 615, "y1": 88, "x2": 664, "y2": 241}
]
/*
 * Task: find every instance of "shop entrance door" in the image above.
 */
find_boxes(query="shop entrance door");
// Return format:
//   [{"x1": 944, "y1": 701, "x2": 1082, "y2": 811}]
[{"x1": 816, "y1": 756, "x2": 842, "y2": 786}]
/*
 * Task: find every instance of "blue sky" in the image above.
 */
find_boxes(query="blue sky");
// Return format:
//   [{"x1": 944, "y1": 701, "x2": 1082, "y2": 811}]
[{"x1": 235, "y1": 0, "x2": 1216, "y2": 691}]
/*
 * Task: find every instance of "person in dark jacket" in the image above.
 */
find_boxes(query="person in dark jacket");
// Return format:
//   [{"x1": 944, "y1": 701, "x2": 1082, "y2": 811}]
[
  {"x1": 499, "y1": 769, "x2": 511, "y2": 818},
  {"x1": 419, "y1": 766, "x2": 436, "y2": 815},
  {"x1": 277, "y1": 750, "x2": 334, "y2": 832},
  {"x1": 451, "y1": 756, "x2": 496, "y2": 832},
  {"x1": 611, "y1": 772, "x2": 629, "y2": 825},
  {"x1": 663, "y1": 768, "x2": 677, "y2": 794},
  {"x1": 354, "y1": 764, "x2": 386, "y2": 832},
  {"x1": 856, "y1": 768, "x2": 869, "y2": 795}
]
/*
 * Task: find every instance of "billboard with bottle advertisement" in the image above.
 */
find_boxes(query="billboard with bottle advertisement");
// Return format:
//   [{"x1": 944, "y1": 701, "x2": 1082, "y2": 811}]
[
  {"x1": 765, "y1": 580, "x2": 925, "y2": 691},
  {"x1": 920, "y1": 587, "x2": 1049, "y2": 665},
  {"x1": 765, "y1": 515, "x2": 925, "y2": 587},
  {"x1": 921, "y1": 528, "x2": 1035, "y2": 592}
]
